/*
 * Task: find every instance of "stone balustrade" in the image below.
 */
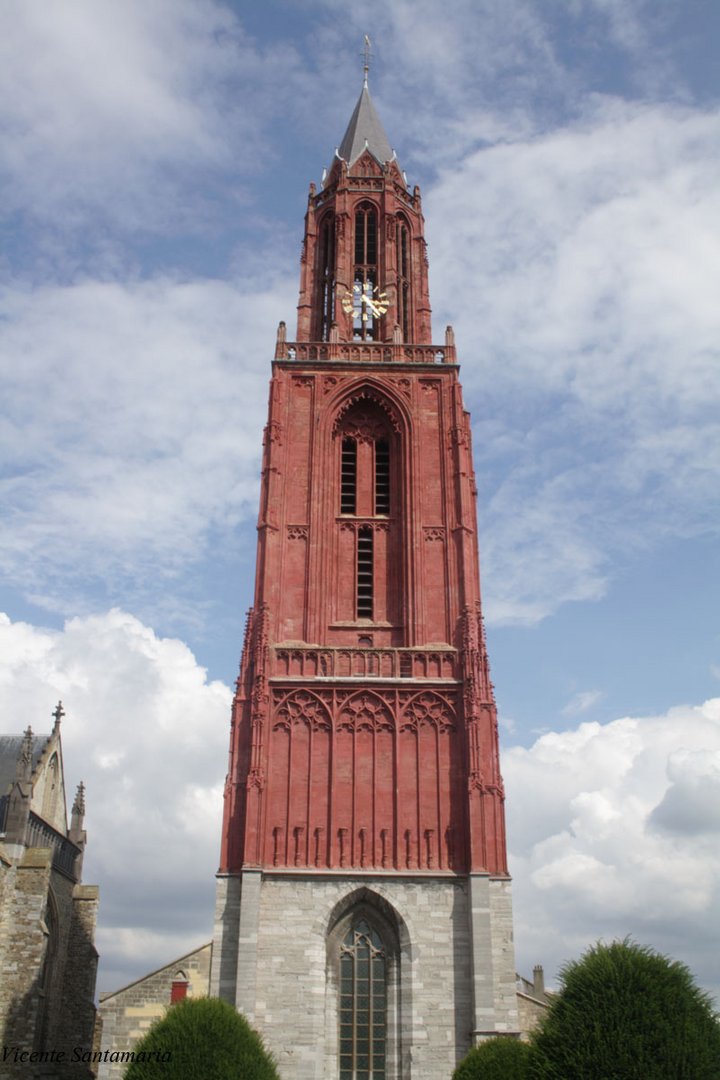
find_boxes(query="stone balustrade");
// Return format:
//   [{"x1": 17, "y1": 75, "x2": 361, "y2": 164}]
[{"x1": 272, "y1": 645, "x2": 457, "y2": 680}]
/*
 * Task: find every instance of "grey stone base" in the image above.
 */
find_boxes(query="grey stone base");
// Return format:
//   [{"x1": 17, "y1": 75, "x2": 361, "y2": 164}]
[{"x1": 210, "y1": 871, "x2": 518, "y2": 1079}]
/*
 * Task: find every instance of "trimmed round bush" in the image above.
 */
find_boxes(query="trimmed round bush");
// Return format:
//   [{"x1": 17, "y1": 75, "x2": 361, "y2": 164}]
[
  {"x1": 123, "y1": 996, "x2": 279, "y2": 1080},
  {"x1": 528, "y1": 939, "x2": 720, "y2": 1079},
  {"x1": 453, "y1": 1036, "x2": 531, "y2": 1079}
]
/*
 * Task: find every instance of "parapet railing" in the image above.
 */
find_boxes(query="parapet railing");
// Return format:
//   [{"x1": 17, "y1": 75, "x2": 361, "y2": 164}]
[
  {"x1": 274, "y1": 325, "x2": 458, "y2": 366},
  {"x1": 276, "y1": 341, "x2": 454, "y2": 365},
  {"x1": 26, "y1": 812, "x2": 80, "y2": 879},
  {"x1": 273, "y1": 646, "x2": 458, "y2": 681}
]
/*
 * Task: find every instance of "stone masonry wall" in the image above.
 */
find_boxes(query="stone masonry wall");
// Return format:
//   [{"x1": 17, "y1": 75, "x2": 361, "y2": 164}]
[
  {"x1": 248, "y1": 873, "x2": 514, "y2": 1080},
  {"x1": 0, "y1": 849, "x2": 53, "y2": 1065}
]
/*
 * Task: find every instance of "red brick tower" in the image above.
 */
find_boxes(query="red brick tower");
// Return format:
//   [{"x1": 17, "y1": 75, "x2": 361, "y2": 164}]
[{"x1": 212, "y1": 70, "x2": 519, "y2": 1079}]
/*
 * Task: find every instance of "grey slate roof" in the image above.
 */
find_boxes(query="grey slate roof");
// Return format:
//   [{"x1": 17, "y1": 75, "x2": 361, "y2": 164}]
[
  {"x1": 0, "y1": 733, "x2": 49, "y2": 795},
  {"x1": 337, "y1": 82, "x2": 394, "y2": 167},
  {"x1": 0, "y1": 733, "x2": 49, "y2": 832}
]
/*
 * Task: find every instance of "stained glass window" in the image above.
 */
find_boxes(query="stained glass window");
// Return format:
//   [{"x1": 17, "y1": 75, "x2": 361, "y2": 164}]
[{"x1": 339, "y1": 919, "x2": 386, "y2": 1079}]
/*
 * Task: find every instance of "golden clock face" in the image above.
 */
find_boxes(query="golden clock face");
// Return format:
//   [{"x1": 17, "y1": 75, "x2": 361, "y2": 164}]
[{"x1": 341, "y1": 282, "x2": 389, "y2": 320}]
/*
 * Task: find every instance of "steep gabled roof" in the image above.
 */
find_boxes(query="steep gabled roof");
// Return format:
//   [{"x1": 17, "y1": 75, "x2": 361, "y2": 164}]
[
  {"x1": 337, "y1": 82, "x2": 394, "y2": 168},
  {"x1": 0, "y1": 733, "x2": 48, "y2": 794}
]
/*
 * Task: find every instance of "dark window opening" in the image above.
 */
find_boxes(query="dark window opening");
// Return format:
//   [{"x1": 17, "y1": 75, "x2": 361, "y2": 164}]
[
  {"x1": 319, "y1": 216, "x2": 335, "y2": 341},
  {"x1": 341, "y1": 438, "x2": 357, "y2": 514},
  {"x1": 374, "y1": 441, "x2": 390, "y2": 515},
  {"x1": 357, "y1": 528, "x2": 374, "y2": 619},
  {"x1": 339, "y1": 919, "x2": 386, "y2": 1080},
  {"x1": 396, "y1": 220, "x2": 411, "y2": 342}
]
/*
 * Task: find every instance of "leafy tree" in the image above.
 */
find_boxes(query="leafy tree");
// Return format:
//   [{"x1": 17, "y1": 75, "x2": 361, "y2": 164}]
[
  {"x1": 453, "y1": 1036, "x2": 531, "y2": 1079},
  {"x1": 123, "y1": 996, "x2": 280, "y2": 1080},
  {"x1": 528, "y1": 939, "x2": 720, "y2": 1079}
]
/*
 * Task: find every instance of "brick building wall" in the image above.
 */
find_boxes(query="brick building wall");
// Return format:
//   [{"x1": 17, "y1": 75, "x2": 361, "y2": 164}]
[{"x1": 95, "y1": 943, "x2": 212, "y2": 1080}]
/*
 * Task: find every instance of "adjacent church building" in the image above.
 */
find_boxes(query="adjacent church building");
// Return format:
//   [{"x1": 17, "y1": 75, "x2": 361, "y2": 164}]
[
  {"x1": 97, "y1": 73, "x2": 548, "y2": 1078},
  {"x1": 0, "y1": 705, "x2": 98, "y2": 1078}
]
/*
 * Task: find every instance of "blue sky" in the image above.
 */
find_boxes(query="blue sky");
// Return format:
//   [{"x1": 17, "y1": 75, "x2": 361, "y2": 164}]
[{"x1": 1, "y1": 0, "x2": 719, "y2": 1005}]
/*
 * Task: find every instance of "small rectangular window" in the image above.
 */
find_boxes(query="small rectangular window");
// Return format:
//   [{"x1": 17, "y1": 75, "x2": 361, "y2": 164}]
[
  {"x1": 341, "y1": 438, "x2": 357, "y2": 514},
  {"x1": 375, "y1": 440, "x2": 390, "y2": 515},
  {"x1": 357, "y1": 528, "x2": 374, "y2": 619}
]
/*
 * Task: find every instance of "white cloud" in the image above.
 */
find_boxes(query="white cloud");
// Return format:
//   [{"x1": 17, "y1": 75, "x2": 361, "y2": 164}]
[
  {"x1": 0, "y1": 609, "x2": 231, "y2": 991},
  {"x1": 562, "y1": 689, "x2": 604, "y2": 717},
  {"x1": 424, "y1": 101, "x2": 720, "y2": 623},
  {"x1": 0, "y1": 0, "x2": 312, "y2": 243},
  {"x1": 505, "y1": 697, "x2": 720, "y2": 1002},
  {"x1": 0, "y1": 274, "x2": 295, "y2": 622}
]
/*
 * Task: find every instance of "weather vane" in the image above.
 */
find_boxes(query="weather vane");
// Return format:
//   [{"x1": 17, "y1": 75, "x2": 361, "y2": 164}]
[{"x1": 363, "y1": 34, "x2": 371, "y2": 87}]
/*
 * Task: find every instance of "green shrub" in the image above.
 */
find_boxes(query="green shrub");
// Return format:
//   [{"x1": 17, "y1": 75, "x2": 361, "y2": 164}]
[
  {"x1": 453, "y1": 1036, "x2": 531, "y2": 1079},
  {"x1": 123, "y1": 996, "x2": 279, "y2": 1080},
  {"x1": 528, "y1": 939, "x2": 720, "y2": 1079}
]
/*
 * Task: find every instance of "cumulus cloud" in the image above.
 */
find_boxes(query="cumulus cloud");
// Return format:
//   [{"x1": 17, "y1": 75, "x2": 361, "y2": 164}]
[
  {"x1": 0, "y1": 609, "x2": 231, "y2": 990},
  {"x1": 505, "y1": 697, "x2": 720, "y2": 1003}
]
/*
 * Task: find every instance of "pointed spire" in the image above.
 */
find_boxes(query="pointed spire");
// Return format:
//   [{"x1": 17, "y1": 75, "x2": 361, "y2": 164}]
[
  {"x1": 336, "y1": 39, "x2": 394, "y2": 168},
  {"x1": 70, "y1": 781, "x2": 87, "y2": 878},
  {"x1": 72, "y1": 781, "x2": 86, "y2": 820}
]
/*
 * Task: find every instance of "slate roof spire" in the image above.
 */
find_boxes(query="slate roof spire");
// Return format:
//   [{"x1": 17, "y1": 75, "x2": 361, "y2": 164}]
[{"x1": 336, "y1": 45, "x2": 395, "y2": 168}]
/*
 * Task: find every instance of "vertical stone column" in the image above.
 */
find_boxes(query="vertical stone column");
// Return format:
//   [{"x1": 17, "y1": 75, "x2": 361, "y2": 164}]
[
  {"x1": 210, "y1": 873, "x2": 241, "y2": 1002},
  {"x1": 467, "y1": 873, "x2": 520, "y2": 1040},
  {"x1": 467, "y1": 873, "x2": 496, "y2": 1039},
  {"x1": 234, "y1": 870, "x2": 262, "y2": 1019}
]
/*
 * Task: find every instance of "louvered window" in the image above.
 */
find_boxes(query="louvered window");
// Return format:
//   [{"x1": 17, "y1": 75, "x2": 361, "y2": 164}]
[{"x1": 357, "y1": 528, "x2": 374, "y2": 619}]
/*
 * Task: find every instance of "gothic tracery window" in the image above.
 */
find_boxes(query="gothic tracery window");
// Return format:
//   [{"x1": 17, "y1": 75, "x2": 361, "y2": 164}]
[{"x1": 339, "y1": 919, "x2": 387, "y2": 1079}]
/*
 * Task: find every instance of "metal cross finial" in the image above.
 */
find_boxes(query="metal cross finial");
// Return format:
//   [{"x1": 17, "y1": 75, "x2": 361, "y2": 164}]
[
  {"x1": 363, "y1": 35, "x2": 371, "y2": 87},
  {"x1": 52, "y1": 700, "x2": 65, "y2": 728}
]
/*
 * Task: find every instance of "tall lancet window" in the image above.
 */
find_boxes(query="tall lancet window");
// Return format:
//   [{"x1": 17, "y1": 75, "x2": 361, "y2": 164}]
[
  {"x1": 339, "y1": 919, "x2": 387, "y2": 1080},
  {"x1": 395, "y1": 216, "x2": 411, "y2": 342},
  {"x1": 336, "y1": 399, "x2": 397, "y2": 625},
  {"x1": 352, "y1": 203, "x2": 379, "y2": 340},
  {"x1": 318, "y1": 214, "x2": 335, "y2": 341}
]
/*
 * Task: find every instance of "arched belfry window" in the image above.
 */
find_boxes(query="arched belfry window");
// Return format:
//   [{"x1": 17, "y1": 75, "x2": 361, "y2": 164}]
[
  {"x1": 317, "y1": 214, "x2": 336, "y2": 341},
  {"x1": 395, "y1": 216, "x2": 412, "y2": 342},
  {"x1": 339, "y1": 918, "x2": 387, "y2": 1079},
  {"x1": 337, "y1": 398, "x2": 396, "y2": 622},
  {"x1": 338, "y1": 403, "x2": 393, "y2": 519},
  {"x1": 352, "y1": 203, "x2": 380, "y2": 341}
]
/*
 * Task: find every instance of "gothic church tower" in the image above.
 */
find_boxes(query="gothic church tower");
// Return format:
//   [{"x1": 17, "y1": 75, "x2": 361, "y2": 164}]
[{"x1": 211, "y1": 70, "x2": 519, "y2": 1079}]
